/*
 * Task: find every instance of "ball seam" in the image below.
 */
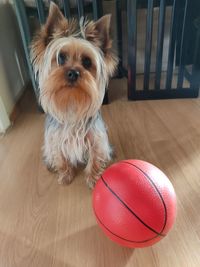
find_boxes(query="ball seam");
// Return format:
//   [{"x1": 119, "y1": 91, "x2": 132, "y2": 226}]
[
  {"x1": 122, "y1": 161, "x2": 167, "y2": 234},
  {"x1": 101, "y1": 175, "x2": 166, "y2": 237}
]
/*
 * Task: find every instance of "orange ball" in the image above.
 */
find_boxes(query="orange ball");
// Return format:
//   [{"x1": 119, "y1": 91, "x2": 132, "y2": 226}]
[{"x1": 93, "y1": 160, "x2": 177, "y2": 248}]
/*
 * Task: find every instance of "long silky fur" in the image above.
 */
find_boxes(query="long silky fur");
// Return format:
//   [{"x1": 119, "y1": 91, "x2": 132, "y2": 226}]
[
  {"x1": 32, "y1": 37, "x2": 108, "y2": 123},
  {"x1": 30, "y1": 6, "x2": 117, "y2": 186},
  {"x1": 44, "y1": 112, "x2": 112, "y2": 169}
]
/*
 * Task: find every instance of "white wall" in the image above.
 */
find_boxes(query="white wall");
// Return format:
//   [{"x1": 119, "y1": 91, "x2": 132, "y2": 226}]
[{"x1": 0, "y1": 2, "x2": 29, "y2": 119}]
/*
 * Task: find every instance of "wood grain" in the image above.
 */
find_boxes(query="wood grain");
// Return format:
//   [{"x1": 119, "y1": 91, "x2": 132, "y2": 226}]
[{"x1": 0, "y1": 81, "x2": 200, "y2": 267}]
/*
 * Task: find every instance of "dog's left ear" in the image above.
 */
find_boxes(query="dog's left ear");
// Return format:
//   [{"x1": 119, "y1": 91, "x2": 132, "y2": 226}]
[
  {"x1": 94, "y1": 15, "x2": 112, "y2": 53},
  {"x1": 84, "y1": 15, "x2": 118, "y2": 76},
  {"x1": 84, "y1": 14, "x2": 112, "y2": 53}
]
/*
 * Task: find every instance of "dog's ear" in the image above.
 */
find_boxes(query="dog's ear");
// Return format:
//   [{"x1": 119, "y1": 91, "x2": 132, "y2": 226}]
[
  {"x1": 94, "y1": 14, "x2": 112, "y2": 52},
  {"x1": 84, "y1": 15, "x2": 118, "y2": 77},
  {"x1": 84, "y1": 14, "x2": 112, "y2": 53},
  {"x1": 31, "y1": 2, "x2": 74, "y2": 70},
  {"x1": 43, "y1": 2, "x2": 67, "y2": 43}
]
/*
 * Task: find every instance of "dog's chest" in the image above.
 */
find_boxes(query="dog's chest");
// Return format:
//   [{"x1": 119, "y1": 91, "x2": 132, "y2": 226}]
[
  {"x1": 61, "y1": 129, "x2": 90, "y2": 166},
  {"x1": 45, "y1": 114, "x2": 105, "y2": 166}
]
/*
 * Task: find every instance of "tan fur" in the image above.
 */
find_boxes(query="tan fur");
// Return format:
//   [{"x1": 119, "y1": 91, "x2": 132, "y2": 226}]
[{"x1": 31, "y1": 2, "x2": 118, "y2": 187}]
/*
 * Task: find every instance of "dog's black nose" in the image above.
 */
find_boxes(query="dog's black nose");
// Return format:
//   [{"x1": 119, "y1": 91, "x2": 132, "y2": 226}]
[{"x1": 67, "y1": 69, "x2": 80, "y2": 83}]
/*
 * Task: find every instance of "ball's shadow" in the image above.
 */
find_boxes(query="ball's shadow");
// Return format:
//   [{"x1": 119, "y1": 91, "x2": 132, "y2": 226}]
[{"x1": 61, "y1": 225, "x2": 134, "y2": 267}]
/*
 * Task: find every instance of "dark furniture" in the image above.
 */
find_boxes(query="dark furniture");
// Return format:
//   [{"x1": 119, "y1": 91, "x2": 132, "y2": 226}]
[{"x1": 127, "y1": 0, "x2": 200, "y2": 100}]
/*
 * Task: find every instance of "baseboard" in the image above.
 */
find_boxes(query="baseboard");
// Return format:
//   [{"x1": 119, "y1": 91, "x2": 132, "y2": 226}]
[
  {"x1": 0, "y1": 97, "x2": 11, "y2": 133},
  {"x1": 10, "y1": 103, "x2": 20, "y2": 123}
]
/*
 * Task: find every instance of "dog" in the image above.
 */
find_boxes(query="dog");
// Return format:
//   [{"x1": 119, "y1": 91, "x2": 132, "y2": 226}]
[{"x1": 31, "y1": 2, "x2": 118, "y2": 188}]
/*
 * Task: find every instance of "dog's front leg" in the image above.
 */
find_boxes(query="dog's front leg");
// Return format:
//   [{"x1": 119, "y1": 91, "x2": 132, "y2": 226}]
[
  {"x1": 57, "y1": 159, "x2": 75, "y2": 185},
  {"x1": 85, "y1": 133, "x2": 112, "y2": 189}
]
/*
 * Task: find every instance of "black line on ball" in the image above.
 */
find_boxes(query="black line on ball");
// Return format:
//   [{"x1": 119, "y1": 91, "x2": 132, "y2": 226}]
[
  {"x1": 94, "y1": 206, "x2": 163, "y2": 244},
  {"x1": 101, "y1": 176, "x2": 165, "y2": 237},
  {"x1": 122, "y1": 161, "x2": 167, "y2": 234}
]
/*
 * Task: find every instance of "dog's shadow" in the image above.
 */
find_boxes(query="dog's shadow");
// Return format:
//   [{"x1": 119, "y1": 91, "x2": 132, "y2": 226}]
[{"x1": 52, "y1": 225, "x2": 134, "y2": 267}]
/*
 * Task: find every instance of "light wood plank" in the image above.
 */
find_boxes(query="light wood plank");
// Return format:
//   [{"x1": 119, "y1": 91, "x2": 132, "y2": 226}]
[{"x1": 0, "y1": 82, "x2": 200, "y2": 267}]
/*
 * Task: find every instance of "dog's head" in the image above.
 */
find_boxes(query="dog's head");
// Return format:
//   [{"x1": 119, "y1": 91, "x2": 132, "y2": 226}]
[{"x1": 31, "y1": 2, "x2": 118, "y2": 123}]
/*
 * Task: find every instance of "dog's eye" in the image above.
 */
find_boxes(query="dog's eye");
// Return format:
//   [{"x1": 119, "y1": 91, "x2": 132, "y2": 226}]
[
  {"x1": 58, "y1": 52, "x2": 67, "y2": 66},
  {"x1": 82, "y1": 57, "x2": 92, "y2": 69}
]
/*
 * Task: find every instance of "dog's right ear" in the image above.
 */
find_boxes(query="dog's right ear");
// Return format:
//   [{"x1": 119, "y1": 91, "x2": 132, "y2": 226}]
[
  {"x1": 32, "y1": 2, "x2": 68, "y2": 51},
  {"x1": 43, "y1": 2, "x2": 67, "y2": 45},
  {"x1": 31, "y1": 2, "x2": 71, "y2": 70}
]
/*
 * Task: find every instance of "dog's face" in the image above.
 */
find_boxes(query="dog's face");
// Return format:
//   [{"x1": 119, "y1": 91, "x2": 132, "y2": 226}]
[{"x1": 31, "y1": 2, "x2": 118, "y2": 123}]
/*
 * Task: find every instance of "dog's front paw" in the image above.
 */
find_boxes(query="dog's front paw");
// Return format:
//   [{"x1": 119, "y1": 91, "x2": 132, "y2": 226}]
[
  {"x1": 46, "y1": 164, "x2": 56, "y2": 173},
  {"x1": 58, "y1": 169, "x2": 74, "y2": 185},
  {"x1": 86, "y1": 176, "x2": 99, "y2": 189}
]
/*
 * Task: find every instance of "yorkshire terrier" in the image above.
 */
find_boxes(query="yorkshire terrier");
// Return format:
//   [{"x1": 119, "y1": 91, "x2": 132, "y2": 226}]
[{"x1": 31, "y1": 2, "x2": 118, "y2": 188}]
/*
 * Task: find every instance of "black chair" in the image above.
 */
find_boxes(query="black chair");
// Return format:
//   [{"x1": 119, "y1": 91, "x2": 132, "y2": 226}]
[{"x1": 127, "y1": 0, "x2": 200, "y2": 100}]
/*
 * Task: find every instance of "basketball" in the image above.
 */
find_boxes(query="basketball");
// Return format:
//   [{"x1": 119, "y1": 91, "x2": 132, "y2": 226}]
[{"x1": 92, "y1": 160, "x2": 177, "y2": 248}]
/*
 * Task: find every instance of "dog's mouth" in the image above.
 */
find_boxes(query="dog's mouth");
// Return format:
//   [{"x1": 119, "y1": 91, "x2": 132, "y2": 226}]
[
  {"x1": 39, "y1": 64, "x2": 102, "y2": 122},
  {"x1": 66, "y1": 80, "x2": 80, "y2": 89}
]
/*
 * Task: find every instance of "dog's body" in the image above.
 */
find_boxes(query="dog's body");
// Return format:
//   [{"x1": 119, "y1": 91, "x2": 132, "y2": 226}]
[
  {"x1": 44, "y1": 112, "x2": 111, "y2": 186},
  {"x1": 31, "y1": 2, "x2": 118, "y2": 187}
]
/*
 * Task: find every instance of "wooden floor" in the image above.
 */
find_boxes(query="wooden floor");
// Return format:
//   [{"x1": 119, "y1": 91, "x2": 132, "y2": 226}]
[{"x1": 1, "y1": 79, "x2": 200, "y2": 267}]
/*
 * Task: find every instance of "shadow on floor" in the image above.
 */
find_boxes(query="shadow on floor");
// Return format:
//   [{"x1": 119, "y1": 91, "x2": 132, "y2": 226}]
[{"x1": 50, "y1": 224, "x2": 134, "y2": 267}]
